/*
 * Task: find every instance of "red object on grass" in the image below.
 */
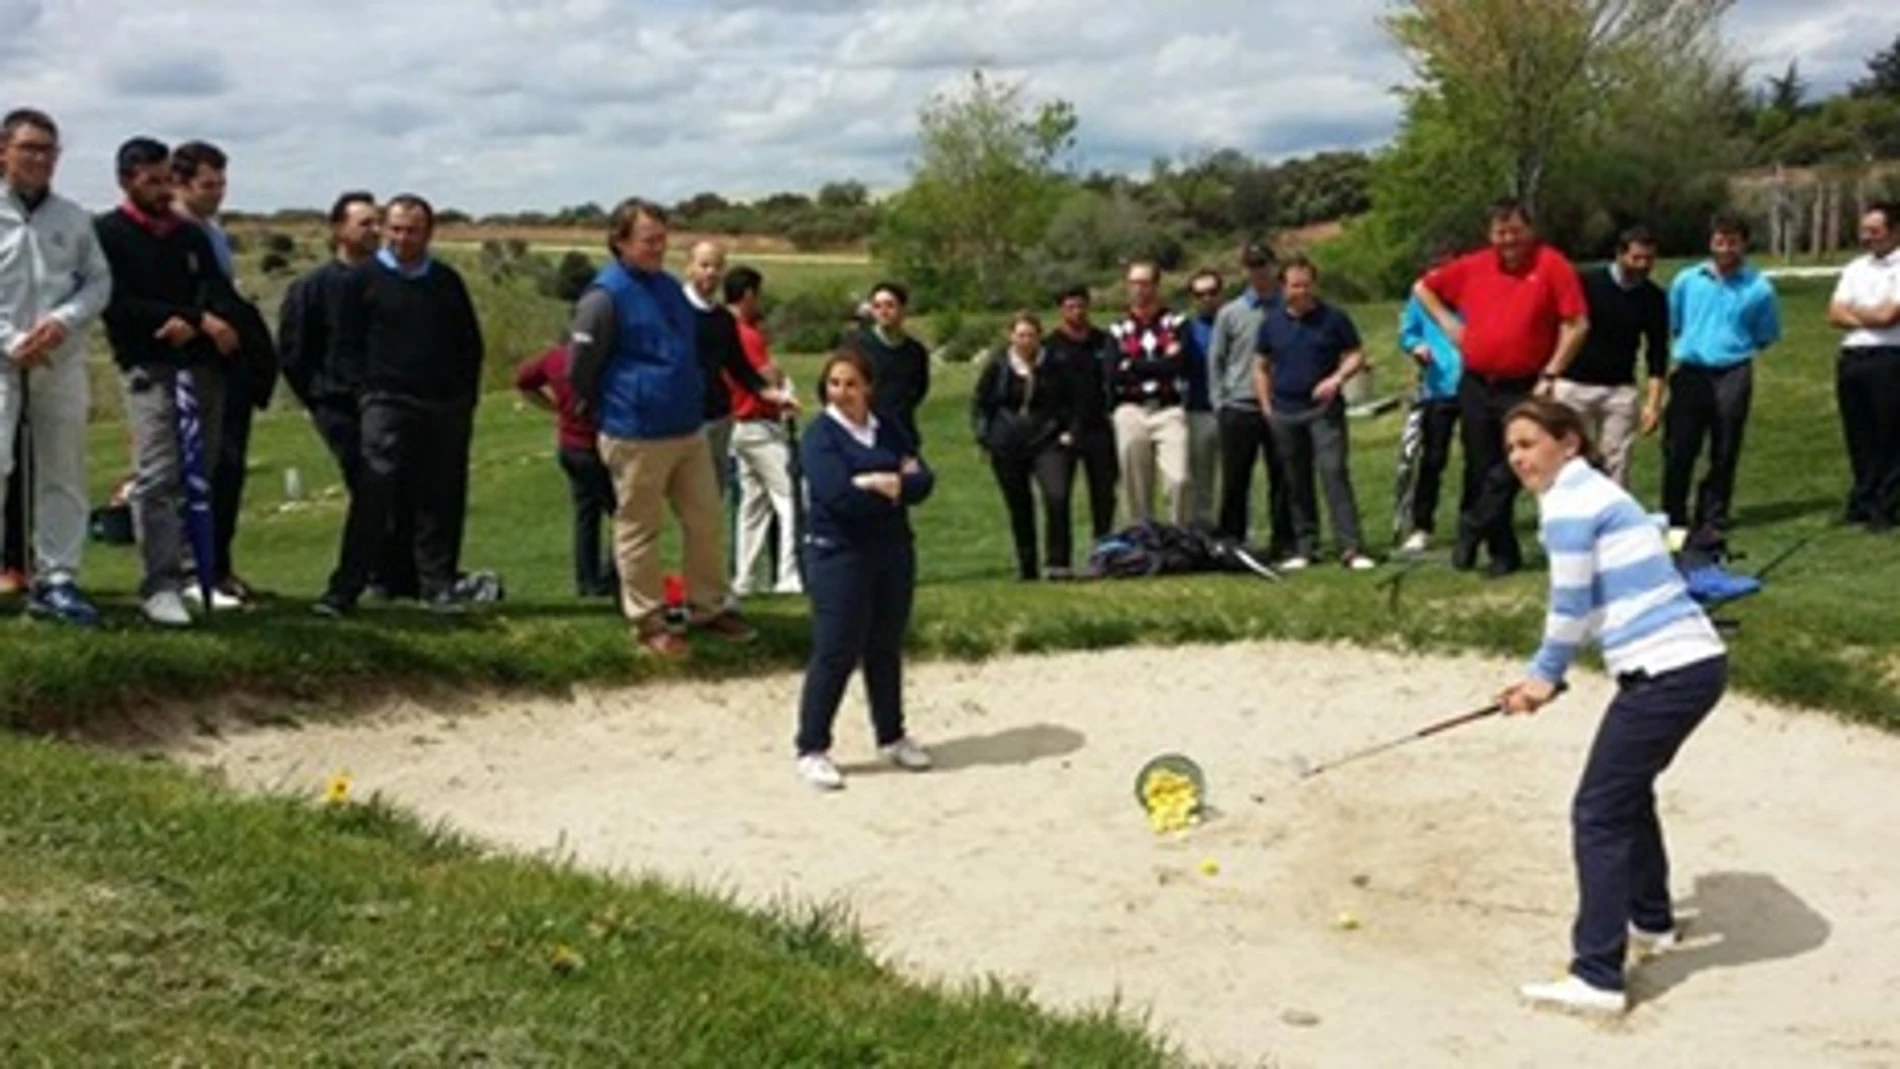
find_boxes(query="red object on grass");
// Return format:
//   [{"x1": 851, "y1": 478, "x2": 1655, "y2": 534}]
[{"x1": 663, "y1": 573, "x2": 684, "y2": 607}]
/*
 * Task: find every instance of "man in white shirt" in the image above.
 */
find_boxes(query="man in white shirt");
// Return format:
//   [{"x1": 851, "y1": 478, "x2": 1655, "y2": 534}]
[
  {"x1": 0, "y1": 108, "x2": 113, "y2": 626},
  {"x1": 1826, "y1": 202, "x2": 1900, "y2": 531}
]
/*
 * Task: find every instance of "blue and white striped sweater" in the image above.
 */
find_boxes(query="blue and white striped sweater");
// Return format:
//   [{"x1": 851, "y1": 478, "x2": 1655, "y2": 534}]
[{"x1": 1530, "y1": 458, "x2": 1725, "y2": 684}]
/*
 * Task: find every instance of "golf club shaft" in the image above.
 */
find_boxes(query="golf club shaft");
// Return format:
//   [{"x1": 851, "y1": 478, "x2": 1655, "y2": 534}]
[{"x1": 1301, "y1": 682, "x2": 1568, "y2": 778}]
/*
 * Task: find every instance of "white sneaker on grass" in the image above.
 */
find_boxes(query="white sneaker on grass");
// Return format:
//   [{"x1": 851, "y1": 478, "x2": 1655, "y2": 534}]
[
  {"x1": 141, "y1": 590, "x2": 193, "y2": 628},
  {"x1": 1343, "y1": 552, "x2": 1377, "y2": 571},
  {"x1": 1401, "y1": 530, "x2": 1430, "y2": 554},
  {"x1": 1279, "y1": 556, "x2": 1311, "y2": 572},
  {"x1": 183, "y1": 584, "x2": 243, "y2": 610},
  {"x1": 1519, "y1": 975, "x2": 1628, "y2": 1017},
  {"x1": 880, "y1": 737, "x2": 932, "y2": 771},
  {"x1": 797, "y1": 753, "x2": 844, "y2": 791}
]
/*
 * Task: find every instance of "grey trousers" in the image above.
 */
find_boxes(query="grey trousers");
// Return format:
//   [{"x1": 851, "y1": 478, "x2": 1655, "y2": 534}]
[
  {"x1": 121, "y1": 362, "x2": 227, "y2": 597},
  {"x1": 1267, "y1": 401, "x2": 1363, "y2": 558}
]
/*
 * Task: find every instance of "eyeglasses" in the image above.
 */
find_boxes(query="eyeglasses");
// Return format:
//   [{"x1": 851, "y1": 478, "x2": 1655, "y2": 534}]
[{"x1": 1191, "y1": 288, "x2": 1220, "y2": 298}]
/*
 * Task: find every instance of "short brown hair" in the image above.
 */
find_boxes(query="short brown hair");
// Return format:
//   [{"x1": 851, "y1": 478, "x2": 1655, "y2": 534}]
[
  {"x1": 819, "y1": 347, "x2": 877, "y2": 404},
  {"x1": 1504, "y1": 397, "x2": 1605, "y2": 472},
  {"x1": 607, "y1": 197, "x2": 668, "y2": 254},
  {"x1": 1278, "y1": 253, "x2": 1320, "y2": 282}
]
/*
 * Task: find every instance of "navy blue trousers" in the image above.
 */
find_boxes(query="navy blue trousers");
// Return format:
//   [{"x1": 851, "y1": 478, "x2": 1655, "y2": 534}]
[
  {"x1": 1569, "y1": 654, "x2": 1728, "y2": 990},
  {"x1": 795, "y1": 541, "x2": 914, "y2": 755}
]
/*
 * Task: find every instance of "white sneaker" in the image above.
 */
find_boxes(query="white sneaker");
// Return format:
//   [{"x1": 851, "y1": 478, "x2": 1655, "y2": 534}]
[
  {"x1": 1279, "y1": 556, "x2": 1311, "y2": 571},
  {"x1": 141, "y1": 590, "x2": 192, "y2": 628},
  {"x1": 880, "y1": 737, "x2": 933, "y2": 771},
  {"x1": 1401, "y1": 530, "x2": 1430, "y2": 554},
  {"x1": 183, "y1": 585, "x2": 243, "y2": 610},
  {"x1": 796, "y1": 753, "x2": 844, "y2": 791},
  {"x1": 1344, "y1": 552, "x2": 1377, "y2": 571},
  {"x1": 1519, "y1": 975, "x2": 1628, "y2": 1017},
  {"x1": 1628, "y1": 923, "x2": 1679, "y2": 958}
]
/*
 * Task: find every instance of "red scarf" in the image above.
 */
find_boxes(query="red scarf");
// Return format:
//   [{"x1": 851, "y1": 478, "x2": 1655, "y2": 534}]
[{"x1": 120, "y1": 198, "x2": 183, "y2": 238}]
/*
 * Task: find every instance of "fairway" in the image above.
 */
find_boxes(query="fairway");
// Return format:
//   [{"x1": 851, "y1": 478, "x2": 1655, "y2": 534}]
[{"x1": 176, "y1": 640, "x2": 1900, "y2": 1068}]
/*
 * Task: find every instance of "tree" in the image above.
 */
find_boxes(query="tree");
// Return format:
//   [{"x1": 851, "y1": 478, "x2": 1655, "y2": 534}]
[
  {"x1": 1383, "y1": 0, "x2": 1735, "y2": 212},
  {"x1": 1764, "y1": 60, "x2": 1808, "y2": 115},
  {"x1": 1852, "y1": 32, "x2": 1900, "y2": 100},
  {"x1": 873, "y1": 69, "x2": 1077, "y2": 309},
  {"x1": 816, "y1": 180, "x2": 870, "y2": 210}
]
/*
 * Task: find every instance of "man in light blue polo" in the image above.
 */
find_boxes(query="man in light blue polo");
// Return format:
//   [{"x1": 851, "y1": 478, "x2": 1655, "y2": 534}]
[{"x1": 1661, "y1": 212, "x2": 1780, "y2": 535}]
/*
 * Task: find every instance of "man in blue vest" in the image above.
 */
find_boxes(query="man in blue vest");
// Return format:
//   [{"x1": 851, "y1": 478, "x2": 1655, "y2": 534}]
[{"x1": 568, "y1": 198, "x2": 755, "y2": 657}]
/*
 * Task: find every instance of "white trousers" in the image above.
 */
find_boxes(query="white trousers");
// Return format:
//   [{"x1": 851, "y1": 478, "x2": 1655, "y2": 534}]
[
  {"x1": 730, "y1": 419, "x2": 801, "y2": 595},
  {"x1": 0, "y1": 350, "x2": 90, "y2": 585}
]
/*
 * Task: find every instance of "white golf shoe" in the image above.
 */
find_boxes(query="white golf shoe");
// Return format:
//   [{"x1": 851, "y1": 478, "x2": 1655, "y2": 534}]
[
  {"x1": 797, "y1": 753, "x2": 844, "y2": 791},
  {"x1": 141, "y1": 590, "x2": 193, "y2": 628},
  {"x1": 1628, "y1": 923, "x2": 1679, "y2": 959},
  {"x1": 1519, "y1": 975, "x2": 1628, "y2": 1017},
  {"x1": 880, "y1": 737, "x2": 933, "y2": 771}
]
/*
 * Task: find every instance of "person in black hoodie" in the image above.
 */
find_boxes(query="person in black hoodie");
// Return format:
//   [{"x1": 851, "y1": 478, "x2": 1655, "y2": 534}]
[
  {"x1": 1044, "y1": 285, "x2": 1119, "y2": 540},
  {"x1": 95, "y1": 136, "x2": 247, "y2": 628},
  {"x1": 972, "y1": 312, "x2": 1074, "y2": 579},
  {"x1": 314, "y1": 193, "x2": 484, "y2": 616},
  {"x1": 847, "y1": 280, "x2": 930, "y2": 446},
  {"x1": 277, "y1": 190, "x2": 419, "y2": 598}
]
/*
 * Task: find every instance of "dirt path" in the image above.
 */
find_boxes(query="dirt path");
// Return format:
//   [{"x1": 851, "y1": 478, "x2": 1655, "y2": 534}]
[{"x1": 173, "y1": 642, "x2": 1900, "y2": 1068}]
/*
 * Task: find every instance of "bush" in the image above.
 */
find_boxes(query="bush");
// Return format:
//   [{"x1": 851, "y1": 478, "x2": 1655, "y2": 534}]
[
  {"x1": 262, "y1": 232, "x2": 296, "y2": 256},
  {"x1": 932, "y1": 309, "x2": 1010, "y2": 363},
  {"x1": 1314, "y1": 214, "x2": 1424, "y2": 303},
  {"x1": 763, "y1": 279, "x2": 861, "y2": 355},
  {"x1": 260, "y1": 252, "x2": 293, "y2": 277},
  {"x1": 544, "y1": 251, "x2": 598, "y2": 303}
]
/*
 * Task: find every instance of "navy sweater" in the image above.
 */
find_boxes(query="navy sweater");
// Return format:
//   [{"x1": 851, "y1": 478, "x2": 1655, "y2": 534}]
[{"x1": 800, "y1": 411, "x2": 934, "y2": 551}]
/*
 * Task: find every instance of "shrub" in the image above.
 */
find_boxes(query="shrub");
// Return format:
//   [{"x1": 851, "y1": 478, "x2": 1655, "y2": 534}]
[{"x1": 763, "y1": 279, "x2": 861, "y2": 355}]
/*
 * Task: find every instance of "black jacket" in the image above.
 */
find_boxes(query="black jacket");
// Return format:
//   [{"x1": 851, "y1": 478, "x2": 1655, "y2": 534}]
[
  {"x1": 95, "y1": 209, "x2": 234, "y2": 372},
  {"x1": 970, "y1": 346, "x2": 1069, "y2": 457}
]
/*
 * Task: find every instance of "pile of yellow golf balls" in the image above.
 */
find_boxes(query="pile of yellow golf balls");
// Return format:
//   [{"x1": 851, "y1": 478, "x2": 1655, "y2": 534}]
[{"x1": 1142, "y1": 766, "x2": 1202, "y2": 833}]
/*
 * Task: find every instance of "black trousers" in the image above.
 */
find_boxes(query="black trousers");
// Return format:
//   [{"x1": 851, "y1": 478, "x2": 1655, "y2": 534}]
[
  {"x1": 1662, "y1": 362, "x2": 1753, "y2": 531},
  {"x1": 1457, "y1": 374, "x2": 1536, "y2": 567},
  {"x1": 990, "y1": 444, "x2": 1072, "y2": 577},
  {"x1": 557, "y1": 445, "x2": 618, "y2": 596},
  {"x1": 1837, "y1": 346, "x2": 1900, "y2": 525},
  {"x1": 1570, "y1": 655, "x2": 1727, "y2": 991},
  {"x1": 1411, "y1": 398, "x2": 1462, "y2": 535},
  {"x1": 326, "y1": 397, "x2": 472, "y2": 601},
  {"x1": 307, "y1": 394, "x2": 418, "y2": 597},
  {"x1": 210, "y1": 371, "x2": 253, "y2": 583},
  {"x1": 795, "y1": 541, "x2": 914, "y2": 756},
  {"x1": 1062, "y1": 424, "x2": 1119, "y2": 542},
  {"x1": 1216, "y1": 407, "x2": 1293, "y2": 553}
]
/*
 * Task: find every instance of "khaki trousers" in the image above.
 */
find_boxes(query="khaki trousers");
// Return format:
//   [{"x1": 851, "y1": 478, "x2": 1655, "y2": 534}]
[
  {"x1": 600, "y1": 430, "x2": 729, "y2": 630},
  {"x1": 1113, "y1": 403, "x2": 1190, "y2": 526}
]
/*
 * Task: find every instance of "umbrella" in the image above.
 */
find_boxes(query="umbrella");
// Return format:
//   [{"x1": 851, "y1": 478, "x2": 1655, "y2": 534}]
[
  {"x1": 172, "y1": 368, "x2": 218, "y2": 612},
  {"x1": 784, "y1": 413, "x2": 806, "y2": 590},
  {"x1": 17, "y1": 371, "x2": 34, "y2": 590},
  {"x1": 1390, "y1": 390, "x2": 1426, "y2": 547}
]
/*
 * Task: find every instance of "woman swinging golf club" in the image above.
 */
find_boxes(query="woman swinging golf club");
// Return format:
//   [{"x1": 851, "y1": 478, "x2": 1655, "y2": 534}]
[{"x1": 1497, "y1": 397, "x2": 1728, "y2": 1017}]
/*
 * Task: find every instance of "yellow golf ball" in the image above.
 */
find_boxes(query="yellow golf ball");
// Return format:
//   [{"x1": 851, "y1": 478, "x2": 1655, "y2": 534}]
[
  {"x1": 1335, "y1": 911, "x2": 1361, "y2": 930},
  {"x1": 1199, "y1": 858, "x2": 1220, "y2": 876}
]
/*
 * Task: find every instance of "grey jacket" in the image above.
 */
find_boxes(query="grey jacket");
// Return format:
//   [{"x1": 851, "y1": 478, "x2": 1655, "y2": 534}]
[
  {"x1": 1207, "y1": 288, "x2": 1275, "y2": 410},
  {"x1": 0, "y1": 185, "x2": 112, "y2": 366}
]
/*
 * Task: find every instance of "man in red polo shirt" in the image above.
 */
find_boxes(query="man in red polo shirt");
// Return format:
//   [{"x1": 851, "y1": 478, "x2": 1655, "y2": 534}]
[
  {"x1": 1413, "y1": 198, "x2": 1588, "y2": 575},
  {"x1": 515, "y1": 341, "x2": 615, "y2": 599}
]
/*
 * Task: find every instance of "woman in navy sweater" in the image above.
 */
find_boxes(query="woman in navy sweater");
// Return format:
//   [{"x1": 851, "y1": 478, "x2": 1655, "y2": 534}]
[{"x1": 794, "y1": 348, "x2": 935, "y2": 790}]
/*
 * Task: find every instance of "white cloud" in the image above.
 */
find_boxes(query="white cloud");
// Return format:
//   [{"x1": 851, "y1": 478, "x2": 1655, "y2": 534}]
[{"x1": 4, "y1": 0, "x2": 1882, "y2": 214}]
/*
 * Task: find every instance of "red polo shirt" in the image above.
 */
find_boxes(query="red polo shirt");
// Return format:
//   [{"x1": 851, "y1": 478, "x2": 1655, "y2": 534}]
[
  {"x1": 513, "y1": 345, "x2": 597, "y2": 453},
  {"x1": 1422, "y1": 243, "x2": 1585, "y2": 380},
  {"x1": 727, "y1": 318, "x2": 783, "y2": 422}
]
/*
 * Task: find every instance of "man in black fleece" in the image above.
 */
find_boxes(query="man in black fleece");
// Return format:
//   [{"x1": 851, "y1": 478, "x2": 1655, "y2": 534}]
[
  {"x1": 682, "y1": 240, "x2": 789, "y2": 497},
  {"x1": 278, "y1": 189, "x2": 418, "y2": 597},
  {"x1": 95, "y1": 136, "x2": 247, "y2": 628},
  {"x1": 315, "y1": 194, "x2": 484, "y2": 616},
  {"x1": 1555, "y1": 226, "x2": 1668, "y2": 488},
  {"x1": 847, "y1": 280, "x2": 930, "y2": 446}
]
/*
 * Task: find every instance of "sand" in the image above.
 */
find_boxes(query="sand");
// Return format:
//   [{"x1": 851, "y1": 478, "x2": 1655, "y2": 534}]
[{"x1": 169, "y1": 642, "x2": 1900, "y2": 1069}]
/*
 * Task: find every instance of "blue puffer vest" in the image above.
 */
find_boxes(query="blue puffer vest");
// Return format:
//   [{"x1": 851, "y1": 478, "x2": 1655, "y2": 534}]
[{"x1": 593, "y1": 260, "x2": 704, "y2": 440}]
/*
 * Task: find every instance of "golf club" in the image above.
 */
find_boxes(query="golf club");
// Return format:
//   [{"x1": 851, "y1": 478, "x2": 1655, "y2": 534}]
[
  {"x1": 1293, "y1": 681, "x2": 1569, "y2": 781},
  {"x1": 17, "y1": 370, "x2": 34, "y2": 593}
]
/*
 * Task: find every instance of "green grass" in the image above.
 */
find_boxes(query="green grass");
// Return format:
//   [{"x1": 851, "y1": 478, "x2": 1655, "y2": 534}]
[
  {"x1": 1, "y1": 272, "x2": 1890, "y2": 1065},
  {"x1": 0, "y1": 735, "x2": 1177, "y2": 1066}
]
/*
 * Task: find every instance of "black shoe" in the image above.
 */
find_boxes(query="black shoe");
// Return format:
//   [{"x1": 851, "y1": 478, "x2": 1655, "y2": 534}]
[
  {"x1": 312, "y1": 593, "x2": 354, "y2": 618},
  {"x1": 1484, "y1": 557, "x2": 1523, "y2": 579},
  {"x1": 1451, "y1": 535, "x2": 1479, "y2": 572}
]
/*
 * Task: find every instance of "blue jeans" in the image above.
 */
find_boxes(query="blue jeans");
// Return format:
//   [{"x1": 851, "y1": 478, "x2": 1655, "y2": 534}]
[
  {"x1": 1570, "y1": 654, "x2": 1728, "y2": 990},
  {"x1": 795, "y1": 540, "x2": 915, "y2": 755}
]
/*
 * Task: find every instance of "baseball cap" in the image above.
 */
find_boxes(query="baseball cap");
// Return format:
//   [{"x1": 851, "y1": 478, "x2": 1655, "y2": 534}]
[{"x1": 1240, "y1": 241, "x2": 1277, "y2": 269}]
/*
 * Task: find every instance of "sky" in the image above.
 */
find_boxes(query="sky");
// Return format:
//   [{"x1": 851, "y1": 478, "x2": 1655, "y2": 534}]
[{"x1": 2, "y1": 0, "x2": 1892, "y2": 215}]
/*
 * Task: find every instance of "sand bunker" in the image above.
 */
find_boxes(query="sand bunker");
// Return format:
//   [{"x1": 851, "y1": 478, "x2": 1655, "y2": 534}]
[{"x1": 172, "y1": 642, "x2": 1900, "y2": 1068}]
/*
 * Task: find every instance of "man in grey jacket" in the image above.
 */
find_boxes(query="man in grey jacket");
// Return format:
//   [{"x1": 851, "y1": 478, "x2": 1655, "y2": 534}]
[
  {"x1": 0, "y1": 108, "x2": 112, "y2": 626},
  {"x1": 1206, "y1": 241, "x2": 1291, "y2": 556}
]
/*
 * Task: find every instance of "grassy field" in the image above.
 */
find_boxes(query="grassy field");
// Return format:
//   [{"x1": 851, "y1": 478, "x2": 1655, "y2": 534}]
[{"x1": 2, "y1": 267, "x2": 1891, "y2": 1064}]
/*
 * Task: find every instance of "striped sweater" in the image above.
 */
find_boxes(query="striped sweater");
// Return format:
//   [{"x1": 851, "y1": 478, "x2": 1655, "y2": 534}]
[{"x1": 1530, "y1": 458, "x2": 1725, "y2": 684}]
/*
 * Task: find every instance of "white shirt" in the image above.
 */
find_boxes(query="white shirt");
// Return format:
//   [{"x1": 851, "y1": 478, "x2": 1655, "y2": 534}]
[
  {"x1": 825, "y1": 404, "x2": 878, "y2": 448},
  {"x1": 1831, "y1": 250, "x2": 1900, "y2": 348}
]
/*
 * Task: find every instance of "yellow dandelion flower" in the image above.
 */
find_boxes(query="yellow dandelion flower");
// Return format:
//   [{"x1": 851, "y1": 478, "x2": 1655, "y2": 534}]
[
  {"x1": 550, "y1": 943, "x2": 584, "y2": 975},
  {"x1": 322, "y1": 772, "x2": 352, "y2": 806}
]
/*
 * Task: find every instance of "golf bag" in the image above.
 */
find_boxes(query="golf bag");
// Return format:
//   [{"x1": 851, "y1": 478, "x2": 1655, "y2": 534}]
[
  {"x1": 1391, "y1": 393, "x2": 1426, "y2": 545},
  {"x1": 1084, "y1": 521, "x2": 1280, "y2": 581}
]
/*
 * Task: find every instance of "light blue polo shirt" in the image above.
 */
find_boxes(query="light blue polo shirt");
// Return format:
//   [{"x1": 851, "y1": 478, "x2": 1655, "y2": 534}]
[{"x1": 1667, "y1": 262, "x2": 1780, "y2": 369}]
